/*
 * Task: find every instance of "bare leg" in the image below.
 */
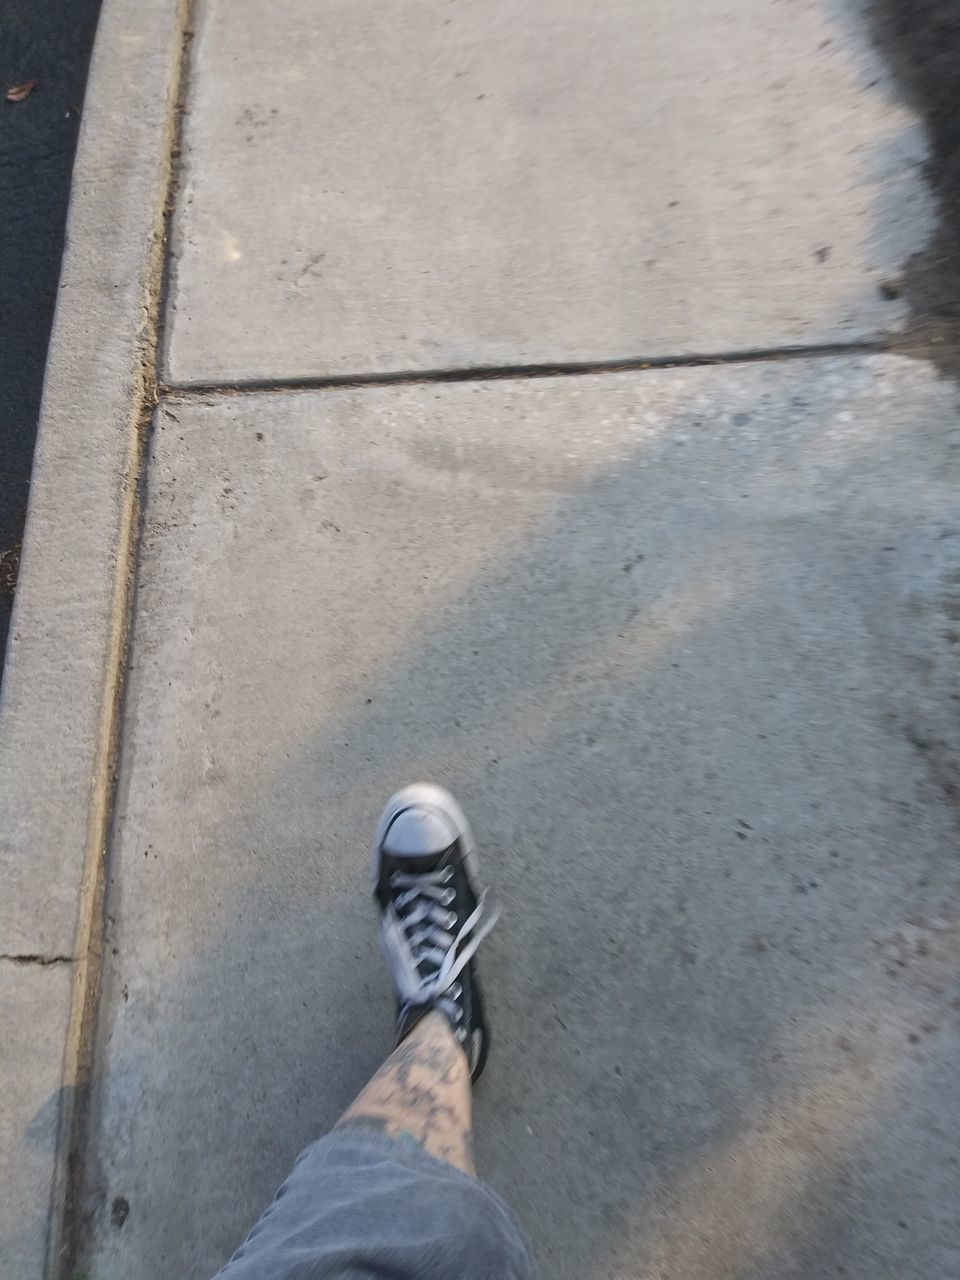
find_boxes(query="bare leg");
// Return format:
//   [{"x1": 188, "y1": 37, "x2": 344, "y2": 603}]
[{"x1": 335, "y1": 1011, "x2": 475, "y2": 1175}]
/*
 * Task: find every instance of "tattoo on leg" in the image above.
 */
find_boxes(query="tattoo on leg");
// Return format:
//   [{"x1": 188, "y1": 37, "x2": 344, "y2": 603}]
[{"x1": 334, "y1": 1015, "x2": 475, "y2": 1173}]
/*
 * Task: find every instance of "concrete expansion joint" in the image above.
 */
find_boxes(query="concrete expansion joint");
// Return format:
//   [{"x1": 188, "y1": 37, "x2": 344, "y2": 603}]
[{"x1": 156, "y1": 339, "x2": 890, "y2": 400}]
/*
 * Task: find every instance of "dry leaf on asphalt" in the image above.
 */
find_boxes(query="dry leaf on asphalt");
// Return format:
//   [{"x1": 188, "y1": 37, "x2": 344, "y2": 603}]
[{"x1": 5, "y1": 80, "x2": 37, "y2": 102}]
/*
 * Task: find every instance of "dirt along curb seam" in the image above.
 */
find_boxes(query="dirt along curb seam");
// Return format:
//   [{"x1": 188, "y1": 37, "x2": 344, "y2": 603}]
[{"x1": 0, "y1": 0, "x2": 193, "y2": 1276}]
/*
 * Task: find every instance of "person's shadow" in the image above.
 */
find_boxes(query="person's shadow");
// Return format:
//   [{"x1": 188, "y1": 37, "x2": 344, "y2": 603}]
[{"x1": 67, "y1": 346, "x2": 960, "y2": 1280}]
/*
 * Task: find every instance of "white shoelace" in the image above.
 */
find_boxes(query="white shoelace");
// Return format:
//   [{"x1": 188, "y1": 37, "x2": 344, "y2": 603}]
[{"x1": 382, "y1": 865, "x2": 500, "y2": 1028}]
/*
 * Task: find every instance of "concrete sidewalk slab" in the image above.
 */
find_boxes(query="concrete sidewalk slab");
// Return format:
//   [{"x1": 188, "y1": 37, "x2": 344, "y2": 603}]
[
  {"x1": 164, "y1": 0, "x2": 931, "y2": 384},
  {"x1": 0, "y1": 964, "x2": 73, "y2": 1280},
  {"x1": 83, "y1": 358, "x2": 960, "y2": 1279}
]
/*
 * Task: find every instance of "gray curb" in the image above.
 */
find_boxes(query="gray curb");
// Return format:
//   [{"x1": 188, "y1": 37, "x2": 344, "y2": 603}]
[{"x1": 0, "y1": 0, "x2": 188, "y2": 1274}]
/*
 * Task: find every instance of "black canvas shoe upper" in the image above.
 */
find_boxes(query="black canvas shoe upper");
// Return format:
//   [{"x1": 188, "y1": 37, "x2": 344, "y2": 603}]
[{"x1": 374, "y1": 788, "x2": 499, "y2": 1079}]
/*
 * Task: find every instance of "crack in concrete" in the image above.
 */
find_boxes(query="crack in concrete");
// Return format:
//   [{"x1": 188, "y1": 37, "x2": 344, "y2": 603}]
[
  {"x1": 0, "y1": 953, "x2": 73, "y2": 967},
  {"x1": 158, "y1": 339, "x2": 889, "y2": 400}
]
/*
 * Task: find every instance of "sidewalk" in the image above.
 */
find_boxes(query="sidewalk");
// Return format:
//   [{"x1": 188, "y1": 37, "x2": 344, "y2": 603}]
[{"x1": 3, "y1": 1, "x2": 960, "y2": 1278}]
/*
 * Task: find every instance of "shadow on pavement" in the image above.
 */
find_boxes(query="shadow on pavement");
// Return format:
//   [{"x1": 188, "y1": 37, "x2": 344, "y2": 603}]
[
  {"x1": 867, "y1": 0, "x2": 960, "y2": 374},
  {"x1": 75, "y1": 360, "x2": 960, "y2": 1279}
]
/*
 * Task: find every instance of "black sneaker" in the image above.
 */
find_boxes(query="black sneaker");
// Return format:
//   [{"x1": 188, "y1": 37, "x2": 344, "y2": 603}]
[{"x1": 373, "y1": 784, "x2": 500, "y2": 1080}]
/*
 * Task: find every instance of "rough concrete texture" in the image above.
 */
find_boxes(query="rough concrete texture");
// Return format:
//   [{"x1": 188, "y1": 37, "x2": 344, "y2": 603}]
[
  {"x1": 84, "y1": 359, "x2": 960, "y2": 1279},
  {"x1": 0, "y1": 0, "x2": 184, "y2": 958},
  {"x1": 164, "y1": 0, "x2": 932, "y2": 383},
  {"x1": 0, "y1": 964, "x2": 73, "y2": 1279}
]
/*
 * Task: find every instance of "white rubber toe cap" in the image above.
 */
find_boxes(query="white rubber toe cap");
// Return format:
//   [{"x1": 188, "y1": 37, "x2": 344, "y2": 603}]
[{"x1": 382, "y1": 805, "x2": 459, "y2": 857}]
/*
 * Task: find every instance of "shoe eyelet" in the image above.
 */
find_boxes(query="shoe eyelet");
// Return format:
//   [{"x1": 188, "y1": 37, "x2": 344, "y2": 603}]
[
  {"x1": 451, "y1": 982, "x2": 462, "y2": 999},
  {"x1": 442, "y1": 888, "x2": 456, "y2": 906},
  {"x1": 442, "y1": 867, "x2": 454, "y2": 883},
  {"x1": 455, "y1": 1025, "x2": 467, "y2": 1040},
  {"x1": 445, "y1": 911, "x2": 458, "y2": 929}
]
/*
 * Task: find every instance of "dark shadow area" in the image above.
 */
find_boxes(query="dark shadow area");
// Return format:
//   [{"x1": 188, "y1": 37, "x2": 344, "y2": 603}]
[
  {"x1": 0, "y1": 0, "x2": 102, "y2": 672},
  {"x1": 868, "y1": 0, "x2": 960, "y2": 375}
]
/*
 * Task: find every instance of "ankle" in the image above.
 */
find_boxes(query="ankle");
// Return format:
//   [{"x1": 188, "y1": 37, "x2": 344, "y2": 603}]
[{"x1": 401, "y1": 1008, "x2": 471, "y2": 1070}]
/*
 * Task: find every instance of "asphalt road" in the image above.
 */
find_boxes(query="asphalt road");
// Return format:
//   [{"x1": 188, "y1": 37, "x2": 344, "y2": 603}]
[{"x1": 0, "y1": 0, "x2": 101, "y2": 674}]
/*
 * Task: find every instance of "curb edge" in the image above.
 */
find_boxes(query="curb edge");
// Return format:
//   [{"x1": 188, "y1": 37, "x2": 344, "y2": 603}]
[{"x1": 0, "y1": 0, "x2": 189, "y2": 1275}]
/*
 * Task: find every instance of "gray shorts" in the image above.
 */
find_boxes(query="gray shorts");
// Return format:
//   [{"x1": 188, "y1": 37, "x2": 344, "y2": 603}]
[{"x1": 211, "y1": 1129, "x2": 535, "y2": 1280}]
